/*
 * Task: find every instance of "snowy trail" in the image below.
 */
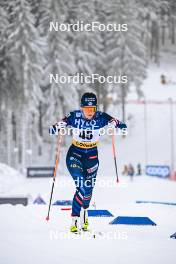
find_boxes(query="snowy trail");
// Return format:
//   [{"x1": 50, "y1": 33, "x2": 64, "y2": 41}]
[{"x1": 0, "y1": 176, "x2": 176, "y2": 264}]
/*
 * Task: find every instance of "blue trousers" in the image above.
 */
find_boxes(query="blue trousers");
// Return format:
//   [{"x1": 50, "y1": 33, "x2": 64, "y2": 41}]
[{"x1": 66, "y1": 145, "x2": 99, "y2": 216}]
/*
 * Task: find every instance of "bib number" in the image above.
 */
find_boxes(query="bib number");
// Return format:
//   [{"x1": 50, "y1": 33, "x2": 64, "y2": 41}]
[{"x1": 79, "y1": 130, "x2": 93, "y2": 140}]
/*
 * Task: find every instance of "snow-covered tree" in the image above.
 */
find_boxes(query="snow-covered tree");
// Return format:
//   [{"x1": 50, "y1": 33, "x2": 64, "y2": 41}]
[
  {"x1": 0, "y1": 7, "x2": 9, "y2": 104},
  {"x1": 69, "y1": 0, "x2": 104, "y2": 101},
  {"x1": 6, "y1": 0, "x2": 45, "y2": 169},
  {"x1": 104, "y1": 0, "x2": 147, "y2": 121},
  {"x1": 40, "y1": 0, "x2": 78, "y2": 123}
]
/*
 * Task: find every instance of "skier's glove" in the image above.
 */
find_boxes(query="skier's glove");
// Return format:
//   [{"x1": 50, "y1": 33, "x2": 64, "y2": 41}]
[
  {"x1": 117, "y1": 121, "x2": 127, "y2": 130},
  {"x1": 49, "y1": 121, "x2": 67, "y2": 135},
  {"x1": 109, "y1": 119, "x2": 127, "y2": 130},
  {"x1": 108, "y1": 119, "x2": 119, "y2": 128}
]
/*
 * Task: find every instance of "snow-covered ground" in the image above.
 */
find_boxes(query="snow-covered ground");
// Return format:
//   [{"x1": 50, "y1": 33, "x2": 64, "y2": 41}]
[
  {"x1": 0, "y1": 175, "x2": 176, "y2": 264},
  {"x1": 0, "y1": 163, "x2": 25, "y2": 195}
]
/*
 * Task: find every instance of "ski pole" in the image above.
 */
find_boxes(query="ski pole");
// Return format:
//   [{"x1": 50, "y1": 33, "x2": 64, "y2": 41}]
[
  {"x1": 112, "y1": 133, "x2": 119, "y2": 183},
  {"x1": 46, "y1": 132, "x2": 62, "y2": 221}
]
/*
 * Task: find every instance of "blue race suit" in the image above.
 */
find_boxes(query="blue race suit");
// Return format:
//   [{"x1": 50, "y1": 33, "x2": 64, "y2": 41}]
[{"x1": 53, "y1": 110, "x2": 126, "y2": 216}]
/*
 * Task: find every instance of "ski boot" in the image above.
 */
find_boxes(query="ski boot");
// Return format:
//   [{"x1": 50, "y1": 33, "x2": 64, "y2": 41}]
[
  {"x1": 80, "y1": 208, "x2": 89, "y2": 231},
  {"x1": 70, "y1": 216, "x2": 79, "y2": 233}
]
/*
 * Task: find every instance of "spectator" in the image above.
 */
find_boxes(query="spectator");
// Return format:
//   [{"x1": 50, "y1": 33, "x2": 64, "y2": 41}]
[
  {"x1": 161, "y1": 74, "x2": 166, "y2": 84},
  {"x1": 122, "y1": 165, "x2": 128, "y2": 176},
  {"x1": 128, "y1": 164, "x2": 135, "y2": 181},
  {"x1": 136, "y1": 163, "x2": 142, "y2": 175}
]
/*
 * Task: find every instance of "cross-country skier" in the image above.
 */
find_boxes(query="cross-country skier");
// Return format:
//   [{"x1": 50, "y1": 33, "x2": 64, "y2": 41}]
[{"x1": 50, "y1": 92, "x2": 127, "y2": 233}]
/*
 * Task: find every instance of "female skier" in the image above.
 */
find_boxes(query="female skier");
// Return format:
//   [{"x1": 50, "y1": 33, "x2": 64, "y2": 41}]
[{"x1": 51, "y1": 92, "x2": 127, "y2": 233}]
